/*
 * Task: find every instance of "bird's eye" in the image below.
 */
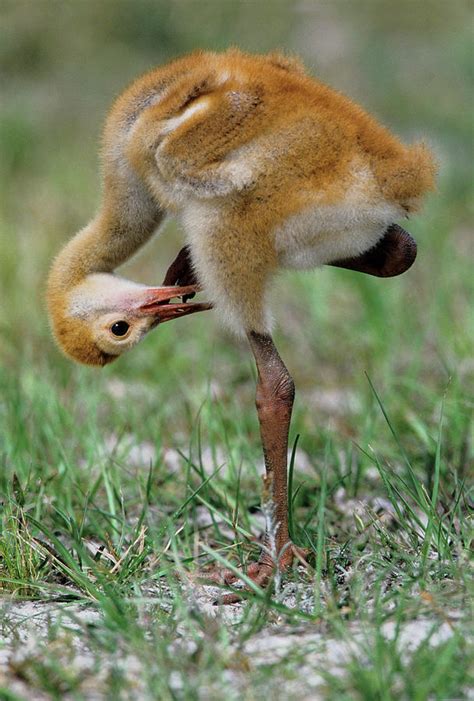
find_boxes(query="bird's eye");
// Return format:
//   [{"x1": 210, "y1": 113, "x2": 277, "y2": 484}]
[{"x1": 110, "y1": 321, "x2": 130, "y2": 337}]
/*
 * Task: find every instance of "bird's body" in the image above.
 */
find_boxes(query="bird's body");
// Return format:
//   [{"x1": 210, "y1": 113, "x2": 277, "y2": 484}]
[{"x1": 47, "y1": 50, "x2": 436, "y2": 598}]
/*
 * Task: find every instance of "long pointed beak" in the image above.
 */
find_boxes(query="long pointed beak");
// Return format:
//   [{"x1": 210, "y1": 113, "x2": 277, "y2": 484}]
[{"x1": 135, "y1": 285, "x2": 212, "y2": 324}]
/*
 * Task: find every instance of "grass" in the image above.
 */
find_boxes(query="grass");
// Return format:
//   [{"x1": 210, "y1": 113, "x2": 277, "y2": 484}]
[
  {"x1": 1, "y1": 1, "x2": 473, "y2": 699},
  {"x1": 0, "y1": 290, "x2": 471, "y2": 699}
]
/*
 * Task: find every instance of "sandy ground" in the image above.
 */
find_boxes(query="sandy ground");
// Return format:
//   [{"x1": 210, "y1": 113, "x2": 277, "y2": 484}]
[{"x1": 0, "y1": 580, "x2": 460, "y2": 701}]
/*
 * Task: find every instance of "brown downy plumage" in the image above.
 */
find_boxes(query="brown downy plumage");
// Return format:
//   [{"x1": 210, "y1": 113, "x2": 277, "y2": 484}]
[{"x1": 47, "y1": 49, "x2": 436, "y2": 365}]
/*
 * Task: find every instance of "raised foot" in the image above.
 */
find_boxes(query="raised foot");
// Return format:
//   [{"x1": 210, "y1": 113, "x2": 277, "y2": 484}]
[
  {"x1": 199, "y1": 543, "x2": 312, "y2": 605},
  {"x1": 162, "y1": 245, "x2": 198, "y2": 301}
]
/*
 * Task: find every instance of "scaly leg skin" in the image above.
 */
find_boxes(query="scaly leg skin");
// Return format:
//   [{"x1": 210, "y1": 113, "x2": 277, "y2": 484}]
[
  {"x1": 162, "y1": 257, "x2": 310, "y2": 599},
  {"x1": 204, "y1": 331, "x2": 310, "y2": 604}
]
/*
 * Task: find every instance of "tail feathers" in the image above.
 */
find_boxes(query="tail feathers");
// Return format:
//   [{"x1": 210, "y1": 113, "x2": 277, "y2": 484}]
[{"x1": 379, "y1": 142, "x2": 437, "y2": 213}]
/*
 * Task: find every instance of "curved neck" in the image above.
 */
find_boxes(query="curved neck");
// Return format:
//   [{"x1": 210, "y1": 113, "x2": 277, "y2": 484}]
[
  {"x1": 48, "y1": 171, "x2": 164, "y2": 295},
  {"x1": 50, "y1": 211, "x2": 160, "y2": 290}
]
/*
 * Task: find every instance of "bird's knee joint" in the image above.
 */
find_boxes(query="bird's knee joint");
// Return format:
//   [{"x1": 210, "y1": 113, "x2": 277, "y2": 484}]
[
  {"x1": 276, "y1": 373, "x2": 295, "y2": 405},
  {"x1": 256, "y1": 372, "x2": 295, "y2": 414}
]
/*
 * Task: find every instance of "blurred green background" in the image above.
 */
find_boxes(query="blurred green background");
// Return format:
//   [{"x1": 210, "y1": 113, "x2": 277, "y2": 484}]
[
  {"x1": 0, "y1": 0, "x2": 472, "y2": 469},
  {"x1": 1, "y1": 5, "x2": 472, "y2": 696}
]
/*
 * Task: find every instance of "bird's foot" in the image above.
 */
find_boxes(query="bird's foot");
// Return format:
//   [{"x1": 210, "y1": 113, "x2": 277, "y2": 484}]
[
  {"x1": 162, "y1": 246, "x2": 198, "y2": 301},
  {"x1": 199, "y1": 542, "x2": 312, "y2": 605}
]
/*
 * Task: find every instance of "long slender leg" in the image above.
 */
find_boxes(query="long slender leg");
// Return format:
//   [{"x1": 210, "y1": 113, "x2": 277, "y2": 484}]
[
  {"x1": 198, "y1": 329, "x2": 309, "y2": 601},
  {"x1": 248, "y1": 331, "x2": 295, "y2": 567},
  {"x1": 207, "y1": 331, "x2": 306, "y2": 601}
]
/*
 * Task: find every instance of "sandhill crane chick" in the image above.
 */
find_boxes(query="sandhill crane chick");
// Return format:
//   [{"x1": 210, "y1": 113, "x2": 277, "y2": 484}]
[{"x1": 47, "y1": 50, "x2": 436, "y2": 599}]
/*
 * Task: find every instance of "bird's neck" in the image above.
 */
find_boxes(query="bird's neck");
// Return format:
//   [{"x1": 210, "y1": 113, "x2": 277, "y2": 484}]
[{"x1": 48, "y1": 205, "x2": 163, "y2": 295}]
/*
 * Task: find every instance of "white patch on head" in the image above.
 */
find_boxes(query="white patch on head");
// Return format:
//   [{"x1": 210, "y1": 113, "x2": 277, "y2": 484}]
[
  {"x1": 274, "y1": 163, "x2": 405, "y2": 269},
  {"x1": 67, "y1": 274, "x2": 147, "y2": 319}
]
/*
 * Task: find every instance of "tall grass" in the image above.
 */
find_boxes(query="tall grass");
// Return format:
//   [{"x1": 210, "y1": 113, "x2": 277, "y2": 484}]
[{"x1": 1, "y1": 1, "x2": 472, "y2": 698}]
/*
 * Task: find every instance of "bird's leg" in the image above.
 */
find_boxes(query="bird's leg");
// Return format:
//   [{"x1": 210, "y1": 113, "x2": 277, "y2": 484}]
[
  {"x1": 250, "y1": 331, "x2": 294, "y2": 562},
  {"x1": 246, "y1": 331, "x2": 308, "y2": 573},
  {"x1": 204, "y1": 332, "x2": 309, "y2": 602}
]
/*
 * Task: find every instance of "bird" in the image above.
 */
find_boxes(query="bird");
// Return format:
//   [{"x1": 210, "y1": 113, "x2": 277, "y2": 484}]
[{"x1": 47, "y1": 49, "x2": 436, "y2": 599}]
